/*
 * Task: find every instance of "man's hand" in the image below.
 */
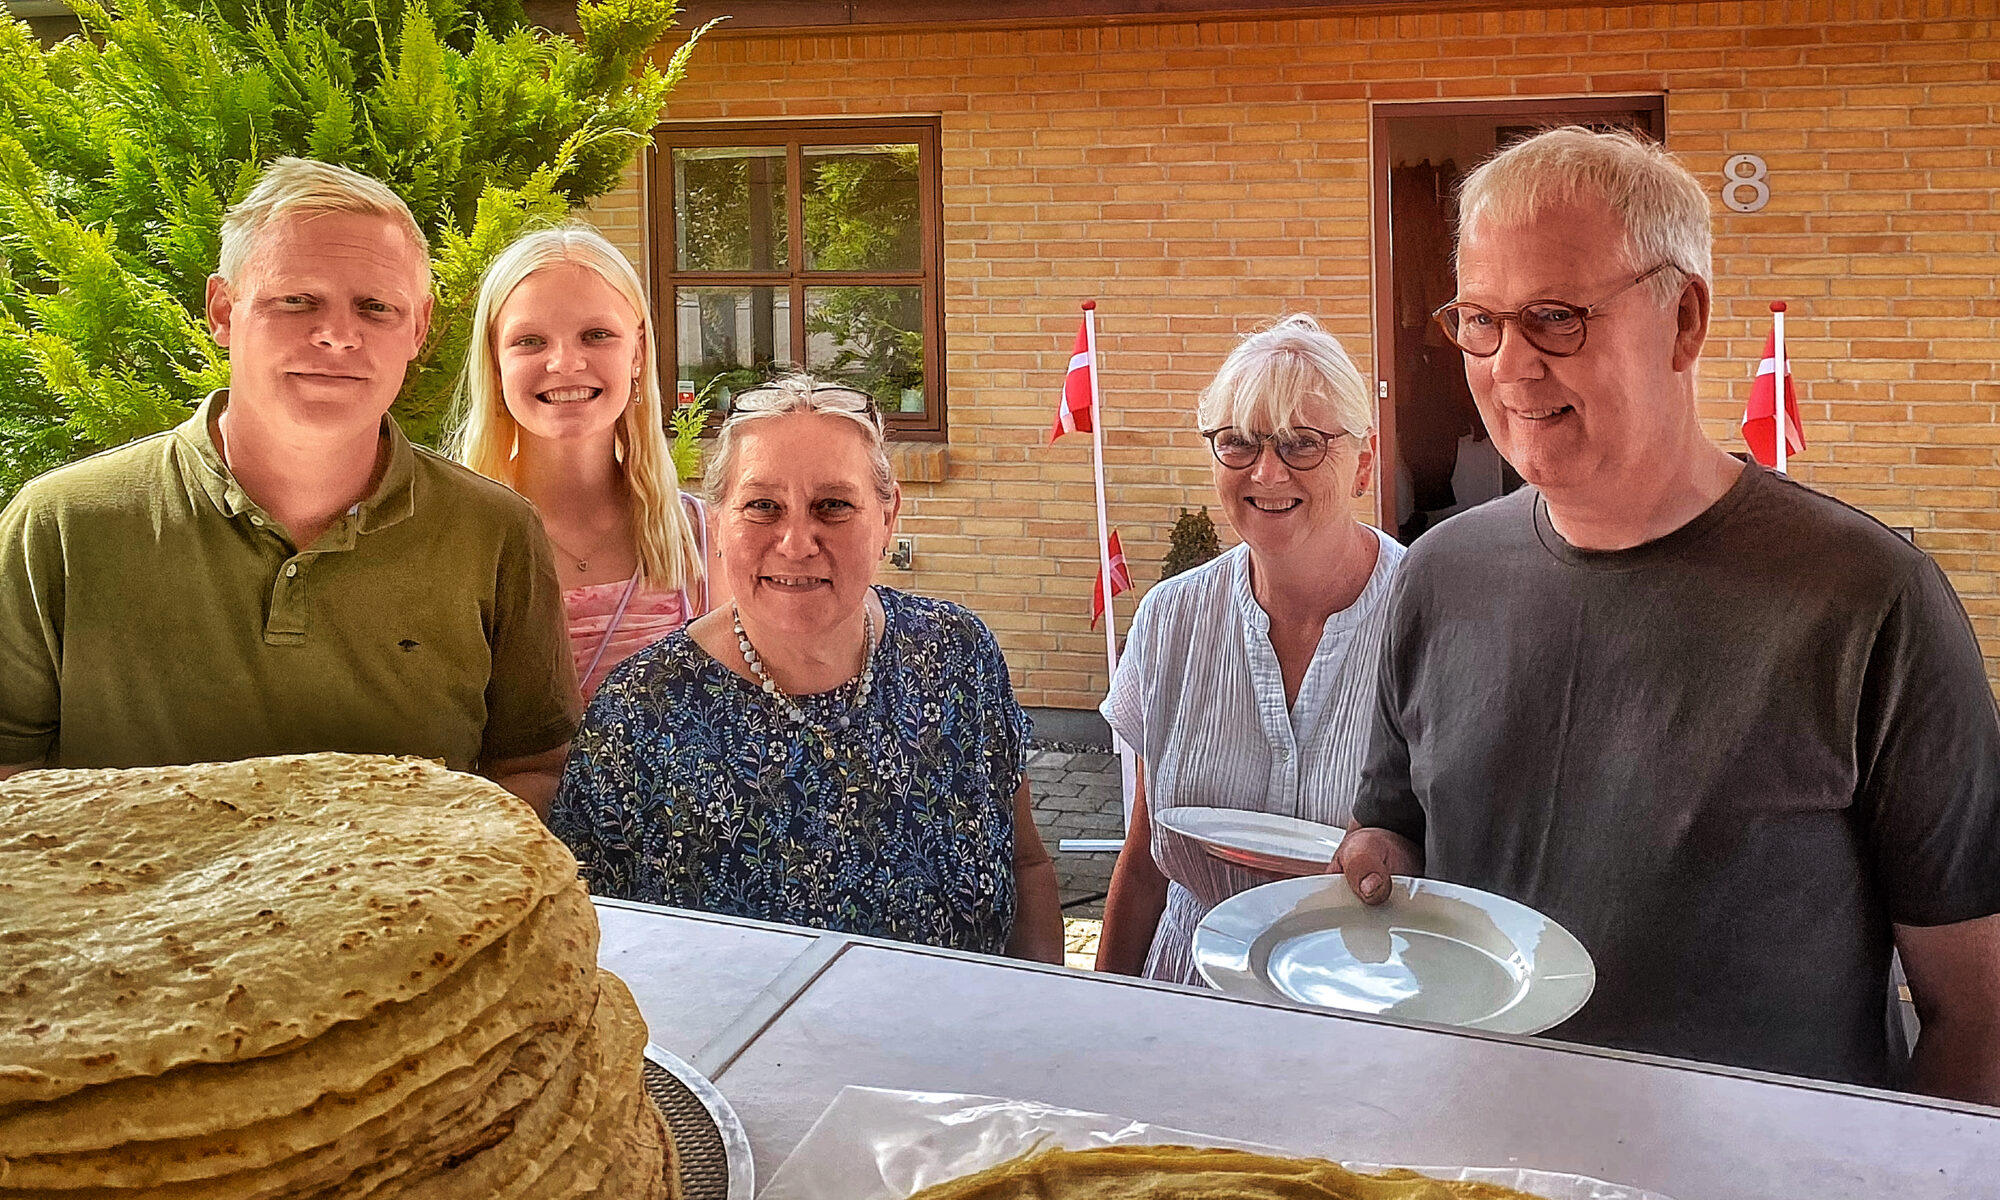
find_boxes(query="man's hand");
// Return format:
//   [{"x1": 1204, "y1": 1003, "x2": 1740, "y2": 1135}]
[{"x1": 1333, "y1": 824, "x2": 1423, "y2": 906}]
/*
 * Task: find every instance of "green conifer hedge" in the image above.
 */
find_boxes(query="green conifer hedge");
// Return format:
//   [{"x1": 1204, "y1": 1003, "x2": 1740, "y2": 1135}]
[{"x1": 0, "y1": 0, "x2": 714, "y2": 501}]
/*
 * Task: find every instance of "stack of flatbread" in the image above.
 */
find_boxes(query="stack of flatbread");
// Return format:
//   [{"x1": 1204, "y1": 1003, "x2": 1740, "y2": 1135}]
[{"x1": 0, "y1": 753, "x2": 676, "y2": 1199}]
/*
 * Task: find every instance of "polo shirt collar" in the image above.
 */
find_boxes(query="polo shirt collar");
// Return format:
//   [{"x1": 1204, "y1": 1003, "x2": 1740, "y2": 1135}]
[{"x1": 173, "y1": 389, "x2": 418, "y2": 535}]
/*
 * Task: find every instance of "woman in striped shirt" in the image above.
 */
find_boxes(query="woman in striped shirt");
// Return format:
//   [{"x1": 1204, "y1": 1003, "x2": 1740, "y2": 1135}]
[
  {"x1": 1095, "y1": 314, "x2": 1407, "y2": 984},
  {"x1": 452, "y1": 224, "x2": 725, "y2": 704}
]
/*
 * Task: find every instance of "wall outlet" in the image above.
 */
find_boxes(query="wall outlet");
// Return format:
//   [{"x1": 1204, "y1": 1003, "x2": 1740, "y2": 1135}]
[{"x1": 889, "y1": 536, "x2": 915, "y2": 570}]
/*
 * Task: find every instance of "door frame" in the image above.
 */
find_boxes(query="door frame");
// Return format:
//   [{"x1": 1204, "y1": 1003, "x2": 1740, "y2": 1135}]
[{"x1": 1367, "y1": 95, "x2": 1670, "y2": 531}]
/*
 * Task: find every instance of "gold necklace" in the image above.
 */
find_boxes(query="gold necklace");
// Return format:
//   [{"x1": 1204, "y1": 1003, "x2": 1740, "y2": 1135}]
[{"x1": 543, "y1": 524, "x2": 623, "y2": 574}]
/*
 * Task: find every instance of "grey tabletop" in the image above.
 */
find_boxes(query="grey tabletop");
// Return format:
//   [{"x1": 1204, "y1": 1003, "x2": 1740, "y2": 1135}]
[{"x1": 597, "y1": 903, "x2": 2000, "y2": 1199}]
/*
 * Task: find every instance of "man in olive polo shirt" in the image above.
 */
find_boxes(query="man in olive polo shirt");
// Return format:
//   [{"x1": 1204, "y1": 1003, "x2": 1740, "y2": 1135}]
[{"x1": 0, "y1": 158, "x2": 577, "y2": 812}]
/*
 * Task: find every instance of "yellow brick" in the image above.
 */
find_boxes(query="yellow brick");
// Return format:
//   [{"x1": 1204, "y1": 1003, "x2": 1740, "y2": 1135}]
[{"x1": 630, "y1": 2, "x2": 2000, "y2": 703}]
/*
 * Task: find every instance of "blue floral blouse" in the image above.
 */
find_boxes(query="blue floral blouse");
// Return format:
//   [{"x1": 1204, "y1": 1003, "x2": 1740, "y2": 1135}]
[{"x1": 550, "y1": 587, "x2": 1030, "y2": 955}]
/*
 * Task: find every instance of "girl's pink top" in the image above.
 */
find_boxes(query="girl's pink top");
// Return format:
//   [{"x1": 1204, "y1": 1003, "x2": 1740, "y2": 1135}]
[
  {"x1": 563, "y1": 579, "x2": 697, "y2": 702},
  {"x1": 563, "y1": 494, "x2": 709, "y2": 703}
]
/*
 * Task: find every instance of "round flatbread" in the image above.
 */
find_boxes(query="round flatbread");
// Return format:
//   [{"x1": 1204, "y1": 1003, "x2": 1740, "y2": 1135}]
[
  {"x1": 0, "y1": 886, "x2": 598, "y2": 1188},
  {"x1": 906, "y1": 1146, "x2": 1556, "y2": 1199},
  {"x1": 0, "y1": 882, "x2": 590, "y2": 1156},
  {"x1": 0, "y1": 755, "x2": 579, "y2": 1105},
  {"x1": 363, "y1": 970, "x2": 649, "y2": 1200}
]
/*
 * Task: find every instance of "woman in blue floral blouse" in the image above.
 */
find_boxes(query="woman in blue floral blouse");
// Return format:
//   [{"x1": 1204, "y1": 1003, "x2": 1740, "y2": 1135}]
[{"x1": 550, "y1": 377, "x2": 1063, "y2": 961}]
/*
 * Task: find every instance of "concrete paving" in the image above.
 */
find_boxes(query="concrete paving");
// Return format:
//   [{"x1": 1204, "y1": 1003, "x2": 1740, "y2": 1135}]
[{"x1": 1023, "y1": 745, "x2": 1127, "y2": 920}]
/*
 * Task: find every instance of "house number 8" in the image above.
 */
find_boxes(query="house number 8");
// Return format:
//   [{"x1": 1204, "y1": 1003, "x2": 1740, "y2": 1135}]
[{"x1": 1722, "y1": 154, "x2": 1770, "y2": 213}]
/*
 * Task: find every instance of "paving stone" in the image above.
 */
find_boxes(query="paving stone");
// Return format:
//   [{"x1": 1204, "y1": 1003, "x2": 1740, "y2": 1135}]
[{"x1": 1026, "y1": 739, "x2": 1125, "y2": 906}]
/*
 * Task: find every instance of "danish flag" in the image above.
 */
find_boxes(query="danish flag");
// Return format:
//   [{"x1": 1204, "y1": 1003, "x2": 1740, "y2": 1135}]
[
  {"x1": 1742, "y1": 325, "x2": 1804, "y2": 470},
  {"x1": 1049, "y1": 317, "x2": 1095, "y2": 442},
  {"x1": 1091, "y1": 530, "x2": 1131, "y2": 629}
]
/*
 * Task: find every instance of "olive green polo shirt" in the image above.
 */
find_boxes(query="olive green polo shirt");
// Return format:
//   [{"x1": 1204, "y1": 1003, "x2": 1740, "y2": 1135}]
[{"x1": 0, "y1": 391, "x2": 578, "y2": 772}]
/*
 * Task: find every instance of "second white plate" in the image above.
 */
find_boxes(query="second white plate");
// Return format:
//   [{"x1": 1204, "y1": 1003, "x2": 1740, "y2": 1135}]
[
  {"x1": 1154, "y1": 806, "x2": 1346, "y2": 876},
  {"x1": 1194, "y1": 874, "x2": 1595, "y2": 1035}
]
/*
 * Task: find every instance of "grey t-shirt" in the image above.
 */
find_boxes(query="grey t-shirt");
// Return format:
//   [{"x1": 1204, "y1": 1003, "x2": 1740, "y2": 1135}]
[{"x1": 1354, "y1": 462, "x2": 2000, "y2": 1086}]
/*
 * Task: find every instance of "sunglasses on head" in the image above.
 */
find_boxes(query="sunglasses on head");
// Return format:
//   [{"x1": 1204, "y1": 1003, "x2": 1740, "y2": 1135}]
[{"x1": 726, "y1": 382, "x2": 882, "y2": 425}]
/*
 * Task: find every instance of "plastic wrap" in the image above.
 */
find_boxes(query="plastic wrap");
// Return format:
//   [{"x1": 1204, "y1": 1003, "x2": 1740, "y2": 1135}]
[{"x1": 759, "y1": 1086, "x2": 1678, "y2": 1200}]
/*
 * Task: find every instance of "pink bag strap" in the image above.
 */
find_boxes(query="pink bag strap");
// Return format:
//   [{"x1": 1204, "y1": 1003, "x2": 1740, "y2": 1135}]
[
  {"x1": 580, "y1": 570, "x2": 643, "y2": 691},
  {"x1": 681, "y1": 492, "x2": 711, "y2": 616}
]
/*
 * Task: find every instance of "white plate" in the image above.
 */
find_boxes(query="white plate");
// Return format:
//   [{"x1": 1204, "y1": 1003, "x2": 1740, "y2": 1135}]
[
  {"x1": 1194, "y1": 875, "x2": 1595, "y2": 1035},
  {"x1": 1155, "y1": 806, "x2": 1346, "y2": 876}
]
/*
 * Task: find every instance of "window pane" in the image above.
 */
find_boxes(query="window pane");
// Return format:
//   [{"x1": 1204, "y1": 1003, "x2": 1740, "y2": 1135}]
[
  {"x1": 803, "y1": 144, "x2": 921, "y2": 272},
  {"x1": 673, "y1": 286, "x2": 793, "y2": 411},
  {"x1": 805, "y1": 285, "x2": 924, "y2": 414},
  {"x1": 673, "y1": 147, "x2": 788, "y2": 272}
]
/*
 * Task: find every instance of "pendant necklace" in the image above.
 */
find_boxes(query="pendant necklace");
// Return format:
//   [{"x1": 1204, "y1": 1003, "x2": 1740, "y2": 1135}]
[
  {"x1": 544, "y1": 526, "x2": 619, "y2": 574},
  {"x1": 733, "y1": 603, "x2": 875, "y2": 760}
]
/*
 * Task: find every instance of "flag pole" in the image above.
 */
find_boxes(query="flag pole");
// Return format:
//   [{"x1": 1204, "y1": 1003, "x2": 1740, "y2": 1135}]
[
  {"x1": 1083, "y1": 301, "x2": 1118, "y2": 678},
  {"x1": 1771, "y1": 301, "x2": 1788, "y2": 475},
  {"x1": 1083, "y1": 301, "x2": 1139, "y2": 835}
]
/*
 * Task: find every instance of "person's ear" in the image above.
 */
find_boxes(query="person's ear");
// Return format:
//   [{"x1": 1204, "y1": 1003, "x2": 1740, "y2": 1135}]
[
  {"x1": 206, "y1": 275, "x2": 235, "y2": 346},
  {"x1": 411, "y1": 292, "x2": 435, "y2": 356},
  {"x1": 1671, "y1": 273, "x2": 1710, "y2": 372},
  {"x1": 1352, "y1": 433, "x2": 1377, "y2": 499}
]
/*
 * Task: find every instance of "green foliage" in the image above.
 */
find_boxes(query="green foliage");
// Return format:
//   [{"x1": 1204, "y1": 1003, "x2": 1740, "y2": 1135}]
[
  {"x1": 1161, "y1": 506, "x2": 1222, "y2": 579},
  {"x1": 666, "y1": 396, "x2": 705, "y2": 484},
  {"x1": 0, "y1": 0, "x2": 719, "y2": 502}
]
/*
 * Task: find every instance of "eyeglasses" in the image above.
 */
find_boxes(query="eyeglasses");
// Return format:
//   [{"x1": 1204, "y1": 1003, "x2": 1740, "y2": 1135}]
[
  {"x1": 1201, "y1": 426, "x2": 1348, "y2": 471},
  {"x1": 1432, "y1": 263, "x2": 1680, "y2": 358},
  {"x1": 726, "y1": 382, "x2": 882, "y2": 426}
]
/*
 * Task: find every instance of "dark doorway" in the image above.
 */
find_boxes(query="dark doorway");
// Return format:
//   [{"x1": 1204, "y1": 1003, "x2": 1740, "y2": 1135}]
[{"x1": 1370, "y1": 98, "x2": 1666, "y2": 543}]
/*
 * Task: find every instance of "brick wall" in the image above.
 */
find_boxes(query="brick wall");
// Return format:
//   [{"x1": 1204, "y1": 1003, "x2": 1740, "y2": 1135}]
[
  {"x1": 580, "y1": 157, "x2": 646, "y2": 277},
  {"x1": 599, "y1": 0, "x2": 1999, "y2": 707}
]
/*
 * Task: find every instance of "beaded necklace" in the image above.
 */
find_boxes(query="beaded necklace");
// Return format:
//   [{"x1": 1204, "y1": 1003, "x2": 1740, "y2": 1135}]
[{"x1": 732, "y1": 602, "x2": 875, "y2": 760}]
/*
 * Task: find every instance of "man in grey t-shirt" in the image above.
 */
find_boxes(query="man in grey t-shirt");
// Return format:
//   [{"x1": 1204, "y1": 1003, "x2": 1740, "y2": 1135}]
[{"x1": 1339, "y1": 128, "x2": 2000, "y2": 1100}]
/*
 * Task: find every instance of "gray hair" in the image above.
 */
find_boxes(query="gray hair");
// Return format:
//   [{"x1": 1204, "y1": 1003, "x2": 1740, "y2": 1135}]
[
  {"x1": 218, "y1": 158, "x2": 430, "y2": 285},
  {"x1": 1456, "y1": 126, "x2": 1711, "y2": 304},
  {"x1": 1197, "y1": 313, "x2": 1374, "y2": 439},
  {"x1": 703, "y1": 374, "x2": 898, "y2": 506}
]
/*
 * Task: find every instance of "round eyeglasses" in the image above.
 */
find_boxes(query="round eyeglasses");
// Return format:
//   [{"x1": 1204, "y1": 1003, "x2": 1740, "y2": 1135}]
[
  {"x1": 1201, "y1": 426, "x2": 1346, "y2": 471},
  {"x1": 1432, "y1": 263, "x2": 1680, "y2": 358}
]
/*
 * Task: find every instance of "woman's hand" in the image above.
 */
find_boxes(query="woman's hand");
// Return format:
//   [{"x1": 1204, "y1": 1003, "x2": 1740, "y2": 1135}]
[{"x1": 1332, "y1": 823, "x2": 1422, "y2": 906}]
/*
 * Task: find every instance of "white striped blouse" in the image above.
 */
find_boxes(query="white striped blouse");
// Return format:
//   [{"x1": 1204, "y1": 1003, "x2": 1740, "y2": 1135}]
[{"x1": 1101, "y1": 529, "x2": 1406, "y2": 985}]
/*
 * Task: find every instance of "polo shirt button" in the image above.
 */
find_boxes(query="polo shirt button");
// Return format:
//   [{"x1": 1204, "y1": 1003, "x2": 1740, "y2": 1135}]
[
  {"x1": 284, "y1": 563, "x2": 298, "y2": 578},
  {"x1": 249, "y1": 516, "x2": 264, "y2": 527}
]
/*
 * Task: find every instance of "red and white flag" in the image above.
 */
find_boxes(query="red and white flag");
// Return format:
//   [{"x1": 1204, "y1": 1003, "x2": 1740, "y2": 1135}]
[
  {"x1": 1091, "y1": 530, "x2": 1131, "y2": 629},
  {"x1": 1742, "y1": 328, "x2": 1804, "y2": 469},
  {"x1": 1049, "y1": 317, "x2": 1094, "y2": 442}
]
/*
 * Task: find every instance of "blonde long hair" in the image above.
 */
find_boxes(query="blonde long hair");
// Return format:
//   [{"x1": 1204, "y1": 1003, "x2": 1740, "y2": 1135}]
[{"x1": 451, "y1": 223, "x2": 701, "y2": 593}]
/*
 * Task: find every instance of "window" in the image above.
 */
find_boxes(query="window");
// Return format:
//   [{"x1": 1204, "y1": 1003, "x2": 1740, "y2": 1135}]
[{"x1": 649, "y1": 118, "x2": 945, "y2": 439}]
